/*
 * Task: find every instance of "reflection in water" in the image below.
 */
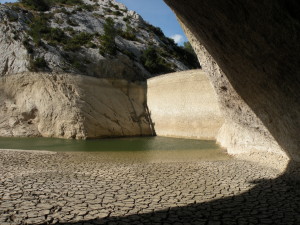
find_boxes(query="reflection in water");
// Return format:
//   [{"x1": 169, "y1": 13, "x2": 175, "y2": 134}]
[{"x1": 0, "y1": 136, "x2": 230, "y2": 163}]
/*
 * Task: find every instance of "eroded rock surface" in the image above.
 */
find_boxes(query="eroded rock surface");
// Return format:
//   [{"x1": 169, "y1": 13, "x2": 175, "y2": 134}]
[
  {"x1": 164, "y1": 0, "x2": 300, "y2": 162},
  {"x1": 0, "y1": 73, "x2": 152, "y2": 139}
]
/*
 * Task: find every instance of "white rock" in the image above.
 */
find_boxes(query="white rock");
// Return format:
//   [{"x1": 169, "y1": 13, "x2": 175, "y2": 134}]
[{"x1": 0, "y1": 73, "x2": 153, "y2": 139}]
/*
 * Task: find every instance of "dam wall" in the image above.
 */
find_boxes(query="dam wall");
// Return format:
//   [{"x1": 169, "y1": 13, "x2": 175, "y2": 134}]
[{"x1": 147, "y1": 70, "x2": 224, "y2": 140}]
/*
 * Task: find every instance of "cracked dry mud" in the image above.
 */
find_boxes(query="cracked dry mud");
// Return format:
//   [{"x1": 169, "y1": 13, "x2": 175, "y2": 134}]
[{"x1": 0, "y1": 150, "x2": 300, "y2": 225}]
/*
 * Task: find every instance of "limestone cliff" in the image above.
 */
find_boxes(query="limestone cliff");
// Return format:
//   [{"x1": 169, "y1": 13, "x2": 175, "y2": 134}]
[
  {"x1": 0, "y1": 0, "x2": 199, "y2": 81},
  {"x1": 0, "y1": 0, "x2": 201, "y2": 139},
  {"x1": 0, "y1": 73, "x2": 152, "y2": 139},
  {"x1": 147, "y1": 70, "x2": 224, "y2": 140}
]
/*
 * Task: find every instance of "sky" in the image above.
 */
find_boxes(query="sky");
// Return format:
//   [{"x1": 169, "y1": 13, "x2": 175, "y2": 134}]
[
  {"x1": 117, "y1": 0, "x2": 187, "y2": 45},
  {"x1": 0, "y1": 0, "x2": 187, "y2": 45}
]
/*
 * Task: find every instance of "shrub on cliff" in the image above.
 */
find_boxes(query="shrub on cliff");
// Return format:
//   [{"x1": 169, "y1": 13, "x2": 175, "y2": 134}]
[
  {"x1": 99, "y1": 18, "x2": 117, "y2": 56},
  {"x1": 28, "y1": 14, "x2": 51, "y2": 45},
  {"x1": 183, "y1": 42, "x2": 195, "y2": 55},
  {"x1": 19, "y1": 0, "x2": 49, "y2": 11},
  {"x1": 172, "y1": 43, "x2": 201, "y2": 69},
  {"x1": 120, "y1": 24, "x2": 137, "y2": 41},
  {"x1": 74, "y1": 3, "x2": 96, "y2": 12},
  {"x1": 29, "y1": 57, "x2": 48, "y2": 71},
  {"x1": 160, "y1": 39, "x2": 200, "y2": 69},
  {"x1": 19, "y1": 0, "x2": 84, "y2": 11},
  {"x1": 64, "y1": 32, "x2": 94, "y2": 51},
  {"x1": 145, "y1": 23, "x2": 164, "y2": 38},
  {"x1": 141, "y1": 46, "x2": 174, "y2": 74},
  {"x1": 28, "y1": 14, "x2": 68, "y2": 46},
  {"x1": 52, "y1": 0, "x2": 83, "y2": 5},
  {"x1": 23, "y1": 38, "x2": 34, "y2": 54}
]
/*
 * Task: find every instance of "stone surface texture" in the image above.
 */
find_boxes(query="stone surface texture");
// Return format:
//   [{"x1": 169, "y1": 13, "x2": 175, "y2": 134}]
[
  {"x1": 164, "y1": 0, "x2": 300, "y2": 162},
  {"x1": 147, "y1": 70, "x2": 224, "y2": 140},
  {"x1": 0, "y1": 73, "x2": 152, "y2": 139},
  {"x1": 1, "y1": 150, "x2": 300, "y2": 225}
]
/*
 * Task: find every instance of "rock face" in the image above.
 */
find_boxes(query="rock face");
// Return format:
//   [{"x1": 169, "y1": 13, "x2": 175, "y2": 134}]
[
  {"x1": 147, "y1": 70, "x2": 224, "y2": 140},
  {"x1": 164, "y1": 0, "x2": 300, "y2": 162},
  {"x1": 0, "y1": 73, "x2": 152, "y2": 139},
  {"x1": 0, "y1": 0, "x2": 200, "y2": 140},
  {"x1": 0, "y1": 0, "x2": 199, "y2": 81}
]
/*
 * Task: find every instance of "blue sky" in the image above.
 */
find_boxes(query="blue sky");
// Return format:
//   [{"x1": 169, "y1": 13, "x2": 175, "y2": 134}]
[
  {"x1": 0, "y1": 0, "x2": 187, "y2": 45},
  {"x1": 117, "y1": 0, "x2": 187, "y2": 45},
  {"x1": 0, "y1": 0, "x2": 16, "y2": 3}
]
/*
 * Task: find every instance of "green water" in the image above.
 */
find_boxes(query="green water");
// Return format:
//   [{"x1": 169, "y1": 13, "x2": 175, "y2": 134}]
[{"x1": 0, "y1": 137, "x2": 230, "y2": 162}]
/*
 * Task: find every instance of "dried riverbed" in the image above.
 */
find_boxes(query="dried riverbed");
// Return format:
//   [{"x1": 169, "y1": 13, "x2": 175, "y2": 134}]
[{"x1": 0, "y1": 148, "x2": 299, "y2": 225}]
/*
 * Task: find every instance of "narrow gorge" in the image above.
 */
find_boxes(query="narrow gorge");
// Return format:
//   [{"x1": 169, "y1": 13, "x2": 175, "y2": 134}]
[
  {"x1": 0, "y1": 0, "x2": 300, "y2": 224},
  {"x1": 0, "y1": 0, "x2": 299, "y2": 170}
]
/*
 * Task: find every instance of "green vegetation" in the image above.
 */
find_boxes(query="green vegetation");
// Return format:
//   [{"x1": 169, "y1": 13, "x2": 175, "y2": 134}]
[
  {"x1": 104, "y1": 7, "x2": 122, "y2": 16},
  {"x1": 26, "y1": 13, "x2": 95, "y2": 51},
  {"x1": 28, "y1": 14, "x2": 53, "y2": 45},
  {"x1": 49, "y1": 0, "x2": 83, "y2": 5},
  {"x1": 159, "y1": 38, "x2": 200, "y2": 69},
  {"x1": 70, "y1": 58, "x2": 86, "y2": 72},
  {"x1": 67, "y1": 18, "x2": 78, "y2": 26},
  {"x1": 47, "y1": 28, "x2": 68, "y2": 45},
  {"x1": 63, "y1": 26, "x2": 76, "y2": 36},
  {"x1": 53, "y1": 17, "x2": 64, "y2": 24},
  {"x1": 104, "y1": 8, "x2": 112, "y2": 13},
  {"x1": 145, "y1": 23, "x2": 164, "y2": 38},
  {"x1": 6, "y1": 11, "x2": 18, "y2": 22},
  {"x1": 63, "y1": 54, "x2": 91, "y2": 73},
  {"x1": 18, "y1": 0, "x2": 84, "y2": 11},
  {"x1": 99, "y1": 18, "x2": 117, "y2": 56},
  {"x1": 109, "y1": 2, "x2": 119, "y2": 10},
  {"x1": 54, "y1": 7, "x2": 71, "y2": 15},
  {"x1": 19, "y1": 0, "x2": 49, "y2": 11},
  {"x1": 172, "y1": 43, "x2": 200, "y2": 69},
  {"x1": 122, "y1": 16, "x2": 131, "y2": 23},
  {"x1": 92, "y1": 13, "x2": 104, "y2": 19},
  {"x1": 183, "y1": 42, "x2": 195, "y2": 55},
  {"x1": 112, "y1": 10, "x2": 123, "y2": 16},
  {"x1": 120, "y1": 49, "x2": 135, "y2": 60},
  {"x1": 120, "y1": 24, "x2": 137, "y2": 41},
  {"x1": 75, "y1": 4, "x2": 97, "y2": 12},
  {"x1": 64, "y1": 32, "x2": 93, "y2": 51},
  {"x1": 23, "y1": 38, "x2": 34, "y2": 54},
  {"x1": 27, "y1": 14, "x2": 69, "y2": 46},
  {"x1": 141, "y1": 46, "x2": 174, "y2": 74},
  {"x1": 29, "y1": 57, "x2": 48, "y2": 71},
  {"x1": 17, "y1": 0, "x2": 199, "y2": 75},
  {"x1": 146, "y1": 23, "x2": 200, "y2": 70}
]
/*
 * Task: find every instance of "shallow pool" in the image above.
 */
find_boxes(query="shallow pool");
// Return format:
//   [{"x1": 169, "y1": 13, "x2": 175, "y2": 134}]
[{"x1": 0, "y1": 136, "x2": 230, "y2": 162}]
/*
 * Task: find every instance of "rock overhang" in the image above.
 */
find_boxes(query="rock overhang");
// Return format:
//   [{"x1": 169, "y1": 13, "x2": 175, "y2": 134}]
[{"x1": 163, "y1": 0, "x2": 300, "y2": 163}]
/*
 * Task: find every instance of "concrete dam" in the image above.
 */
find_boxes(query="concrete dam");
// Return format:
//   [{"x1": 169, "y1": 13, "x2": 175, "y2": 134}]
[{"x1": 147, "y1": 70, "x2": 224, "y2": 140}]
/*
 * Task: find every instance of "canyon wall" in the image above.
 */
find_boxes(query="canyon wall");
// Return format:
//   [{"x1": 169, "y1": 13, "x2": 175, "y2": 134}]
[
  {"x1": 0, "y1": 2, "x2": 198, "y2": 81},
  {"x1": 164, "y1": 0, "x2": 299, "y2": 164},
  {"x1": 147, "y1": 70, "x2": 224, "y2": 140},
  {"x1": 0, "y1": 73, "x2": 152, "y2": 139}
]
